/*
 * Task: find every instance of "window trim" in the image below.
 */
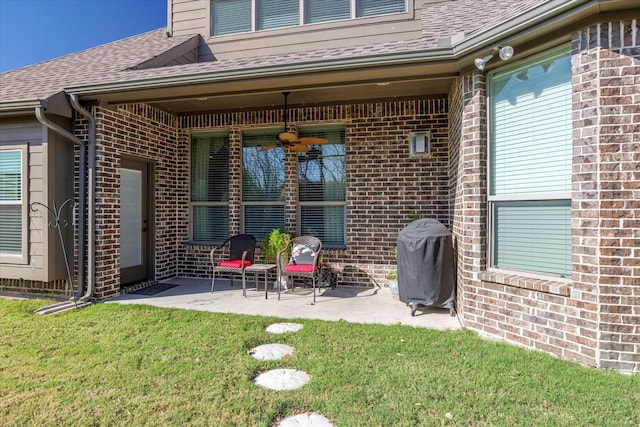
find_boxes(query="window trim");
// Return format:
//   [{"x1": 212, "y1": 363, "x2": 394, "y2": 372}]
[
  {"x1": 486, "y1": 46, "x2": 572, "y2": 278},
  {"x1": 0, "y1": 146, "x2": 28, "y2": 264}
]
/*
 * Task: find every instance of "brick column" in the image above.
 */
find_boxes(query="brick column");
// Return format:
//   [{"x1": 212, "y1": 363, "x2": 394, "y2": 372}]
[{"x1": 453, "y1": 72, "x2": 488, "y2": 322}]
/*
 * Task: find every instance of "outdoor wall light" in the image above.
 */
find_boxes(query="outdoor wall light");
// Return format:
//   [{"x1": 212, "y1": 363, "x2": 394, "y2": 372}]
[
  {"x1": 409, "y1": 131, "x2": 431, "y2": 156},
  {"x1": 474, "y1": 45, "x2": 514, "y2": 71}
]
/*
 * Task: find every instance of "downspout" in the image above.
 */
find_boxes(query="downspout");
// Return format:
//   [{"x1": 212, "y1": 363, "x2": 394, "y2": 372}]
[
  {"x1": 69, "y1": 95, "x2": 96, "y2": 301},
  {"x1": 35, "y1": 106, "x2": 87, "y2": 299},
  {"x1": 36, "y1": 97, "x2": 97, "y2": 301}
]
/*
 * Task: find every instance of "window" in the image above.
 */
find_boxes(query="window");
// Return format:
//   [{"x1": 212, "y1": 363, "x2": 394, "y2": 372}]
[
  {"x1": 190, "y1": 132, "x2": 230, "y2": 243},
  {"x1": 298, "y1": 127, "x2": 346, "y2": 247},
  {"x1": 242, "y1": 130, "x2": 285, "y2": 241},
  {"x1": 488, "y1": 48, "x2": 572, "y2": 277},
  {"x1": 211, "y1": 0, "x2": 405, "y2": 35},
  {"x1": 0, "y1": 149, "x2": 26, "y2": 260}
]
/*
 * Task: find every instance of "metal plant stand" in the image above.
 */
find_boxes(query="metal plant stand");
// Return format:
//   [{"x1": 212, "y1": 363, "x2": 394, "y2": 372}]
[{"x1": 30, "y1": 199, "x2": 77, "y2": 307}]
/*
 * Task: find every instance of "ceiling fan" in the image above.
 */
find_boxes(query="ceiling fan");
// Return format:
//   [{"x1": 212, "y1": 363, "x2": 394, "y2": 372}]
[{"x1": 259, "y1": 92, "x2": 328, "y2": 153}]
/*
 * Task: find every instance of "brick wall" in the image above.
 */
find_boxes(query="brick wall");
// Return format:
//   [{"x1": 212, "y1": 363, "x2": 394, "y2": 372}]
[
  {"x1": 88, "y1": 105, "x2": 180, "y2": 299},
  {"x1": 573, "y1": 19, "x2": 640, "y2": 372},
  {"x1": 452, "y1": 19, "x2": 639, "y2": 373},
  {"x1": 178, "y1": 99, "x2": 450, "y2": 286}
]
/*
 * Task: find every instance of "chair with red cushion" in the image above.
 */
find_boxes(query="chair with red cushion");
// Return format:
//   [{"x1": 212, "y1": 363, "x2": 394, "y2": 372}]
[
  {"x1": 210, "y1": 234, "x2": 256, "y2": 296},
  {"x1": 277, "y1": 236, "x2": 322, "y2": 303}
]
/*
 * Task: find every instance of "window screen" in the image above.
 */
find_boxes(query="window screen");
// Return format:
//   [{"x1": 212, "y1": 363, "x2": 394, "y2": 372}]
[{"x1": 190, "y1": 133, "x2": 230, "y2": 243}]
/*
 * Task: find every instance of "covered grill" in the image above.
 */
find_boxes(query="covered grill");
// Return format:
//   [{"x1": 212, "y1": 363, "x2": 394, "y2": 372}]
[{"x1": 397, "y1": 219, "x2": 456, "y2": 316}]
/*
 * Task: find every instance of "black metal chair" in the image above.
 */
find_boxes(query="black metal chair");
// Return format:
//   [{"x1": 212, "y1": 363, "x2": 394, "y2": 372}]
[
  {"x1": 277, "y1": 236, "x2": 322, "y2": 303},
  {"x1": 210, "y1": 234, "x2": 256, "y2": 296}
]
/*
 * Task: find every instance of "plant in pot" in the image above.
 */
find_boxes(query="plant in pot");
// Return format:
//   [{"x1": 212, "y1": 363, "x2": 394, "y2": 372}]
[
  {"x1": 260, "y1": 228, "x2": 295, "y2": 288},
  {"x1": 386, "y1": 269, "x2": 399, "y2": 297}
]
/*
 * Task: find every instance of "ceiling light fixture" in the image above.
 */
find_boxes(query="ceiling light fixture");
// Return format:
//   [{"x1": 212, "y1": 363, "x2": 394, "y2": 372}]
[{"x1": 474, "y1": 45, "x2": 514, "y2": 71}]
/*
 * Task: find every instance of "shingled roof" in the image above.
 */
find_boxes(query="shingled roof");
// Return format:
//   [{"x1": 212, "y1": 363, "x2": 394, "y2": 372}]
[
  {"x1": 0, "y1": 0, "x2": 548, "y2": 104},
  {"x1": 0, "y1": 29, "x2": 197, "y2": 102}
]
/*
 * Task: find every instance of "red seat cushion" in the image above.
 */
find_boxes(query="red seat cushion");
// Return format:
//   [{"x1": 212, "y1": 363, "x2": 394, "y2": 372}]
[
  {"x1": 285, "y1": 264, "x2": 316, "y2": 273},
  {"x1": 218, "y1": 260, "x2": 252, "y2": 268}
]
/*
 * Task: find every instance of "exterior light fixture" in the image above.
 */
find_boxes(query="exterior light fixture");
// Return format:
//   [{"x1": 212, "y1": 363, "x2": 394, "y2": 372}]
[
  {"x1": 474, "y1": 45, "x2": 514, "y2": 71},
  {"x1": 409, "y1": 131, "x2": 431, "y2": 156}
]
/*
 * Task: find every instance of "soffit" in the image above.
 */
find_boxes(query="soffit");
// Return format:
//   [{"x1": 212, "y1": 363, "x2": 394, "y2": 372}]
[{"x1": 94, "y1": 61, "x2": 457, "y2": 114}]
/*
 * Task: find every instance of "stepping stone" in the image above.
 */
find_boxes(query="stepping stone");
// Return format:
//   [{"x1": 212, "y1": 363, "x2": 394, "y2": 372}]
[
  {"x1": 266, "y1": 322, "x2": 304, "y2": 334},
  {"x1": 249, "y1": 343, "x2": 295, "y2": 361},
  {"x1": 254, "y1": 368, "x2": 310, "y2": 391},
  {"x1": 277, "y1": 412, "x2": 334, "y2": 427}
]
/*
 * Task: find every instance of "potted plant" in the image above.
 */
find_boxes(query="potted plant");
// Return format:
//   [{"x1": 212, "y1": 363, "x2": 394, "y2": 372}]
[
  {"x1": 260, "y1": 228, "x2": 294, "y2": 264},
  {"x1": 386, "y1": 269, "x2": 399, "y2": 297}
]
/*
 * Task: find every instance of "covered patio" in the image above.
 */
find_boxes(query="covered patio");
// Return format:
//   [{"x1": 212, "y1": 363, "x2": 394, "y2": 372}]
[{"x1": 108, "y1": 278, "x2": 461, "y2": 330}]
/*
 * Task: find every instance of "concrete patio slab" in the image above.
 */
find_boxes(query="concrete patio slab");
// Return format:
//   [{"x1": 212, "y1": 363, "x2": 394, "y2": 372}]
[{"x1": 107, "y1": 278, "x2": 461, "y2": 330}]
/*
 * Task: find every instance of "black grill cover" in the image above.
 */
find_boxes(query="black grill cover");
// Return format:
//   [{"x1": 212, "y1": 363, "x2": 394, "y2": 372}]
[{"x1": 397, "y1": 219, "x2": 455, "y2": 310}]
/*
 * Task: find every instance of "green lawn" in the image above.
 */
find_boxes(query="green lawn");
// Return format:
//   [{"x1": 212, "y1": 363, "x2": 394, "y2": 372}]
[{"x1": 1, "y1": 299, "x2": 638, "y2": 426}]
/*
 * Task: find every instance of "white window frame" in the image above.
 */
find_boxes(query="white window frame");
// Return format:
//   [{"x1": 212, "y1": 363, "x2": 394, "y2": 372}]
[{"x1": 0, "y1": 146, "x2": 28, "y2": 264}]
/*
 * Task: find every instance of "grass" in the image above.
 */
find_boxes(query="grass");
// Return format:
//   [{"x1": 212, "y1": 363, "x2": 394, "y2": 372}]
[{"x1": 1, "y1": 298, "x2": 639, "y2": 426}]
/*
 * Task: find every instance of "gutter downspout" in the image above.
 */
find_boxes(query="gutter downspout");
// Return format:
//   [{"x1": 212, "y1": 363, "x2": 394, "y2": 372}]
[
  {"x1": 35, "y1": 106, "x2": 87, "y2": 299},
  {"x1": 36, "y1": 98, "x2": 96, "y2": 301},
  {"x1": 69, "y1": 95, "x2": 96, "y2": 301}
]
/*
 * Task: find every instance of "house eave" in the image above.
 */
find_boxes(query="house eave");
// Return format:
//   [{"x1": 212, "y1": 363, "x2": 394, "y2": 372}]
[
  {"x1": 65, "y1": 47, "x2": 456, "y2": 97},
  {"x1": 0, "y1": 99, "x2": 48, "y2": 117}
]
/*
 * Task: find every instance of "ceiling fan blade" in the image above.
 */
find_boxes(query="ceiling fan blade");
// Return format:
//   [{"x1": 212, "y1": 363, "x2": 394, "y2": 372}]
[
  {"x1": 278, "y1": 132, "x2": 298, "y2": 143},
  {"x1": 289, "y1": 143, "x2": 309, "y2": 152},
  {"x1": 260, "y1": 145, "x2": 278, "y2": 152},
  {"x1": 296, "y1": 137, "x2": 329, "y2": 145}
]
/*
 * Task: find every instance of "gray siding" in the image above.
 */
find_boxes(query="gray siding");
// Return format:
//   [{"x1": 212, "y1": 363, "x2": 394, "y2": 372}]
[
  {"x1": 170, "y1": 0, "x2": 423, "y2": 62},
  {"x1": 0, "y1": 118, "x2": 73, "y2": 283}
]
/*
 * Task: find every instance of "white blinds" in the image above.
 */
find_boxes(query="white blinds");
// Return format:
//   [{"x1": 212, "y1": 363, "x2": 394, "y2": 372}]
[
  {"x1": 242, "y1": 130, "x2": 286, "y2": 240},
  {"x1": 489, "y1": 48, "x2": 572, "y2": 277},
  {"x1": 212, "y1": 0, "x2": 252, "y2": 35},
  {"x1": 305, "y1": 0, "x2": 350, "y2": 23},
  {"x1": 298, "y1": 127, "x2": 346, "y2": 246},
  {"x1": 490, "y1": 50, "x2": 572, "y2": 196},
  {"x1": 357, "y1": 0, "x2": 404, "y2": 17},
  {"x1": 494, "y1": 201, "x2": 572, "y2": 277},
  {"x1": 258, "y1": 0, "x2": 299, "y2": 30},
  {"x1": 0, "y1": 150, "x2": 22, "y2": 254},
  {"x1": 190, "y1": 133, "x2": 230, "y2": 243}
]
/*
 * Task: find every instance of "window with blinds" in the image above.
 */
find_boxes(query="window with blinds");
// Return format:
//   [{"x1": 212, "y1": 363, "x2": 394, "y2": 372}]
[
  {"x1": 190, "y1": 133, "x2": 230, "y2": 243},
  {"x1": 211, "y1": 0, "x2": 406, "y2": 35},
  {"x1": 305, "y1": 0, "x2": 350, "y2": 23},
  {"x1": 0, "y1": 150, "x2": 23, "y2": 255},
  {"x1": 488, "y1": 47, "x2": 572, "y2": 277},
  {"x1": 258, "y1": 0, "x2": 299, "y2": 30},
  {"x1": 298, "y1": 127, "x2": 345, "y2": 247},
  {"x1": 212, "y1": 0, "x2": 252, "y2": 36},
  {"x1": 242, "y1": 130, "x2": 285, "y2": 241}
]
